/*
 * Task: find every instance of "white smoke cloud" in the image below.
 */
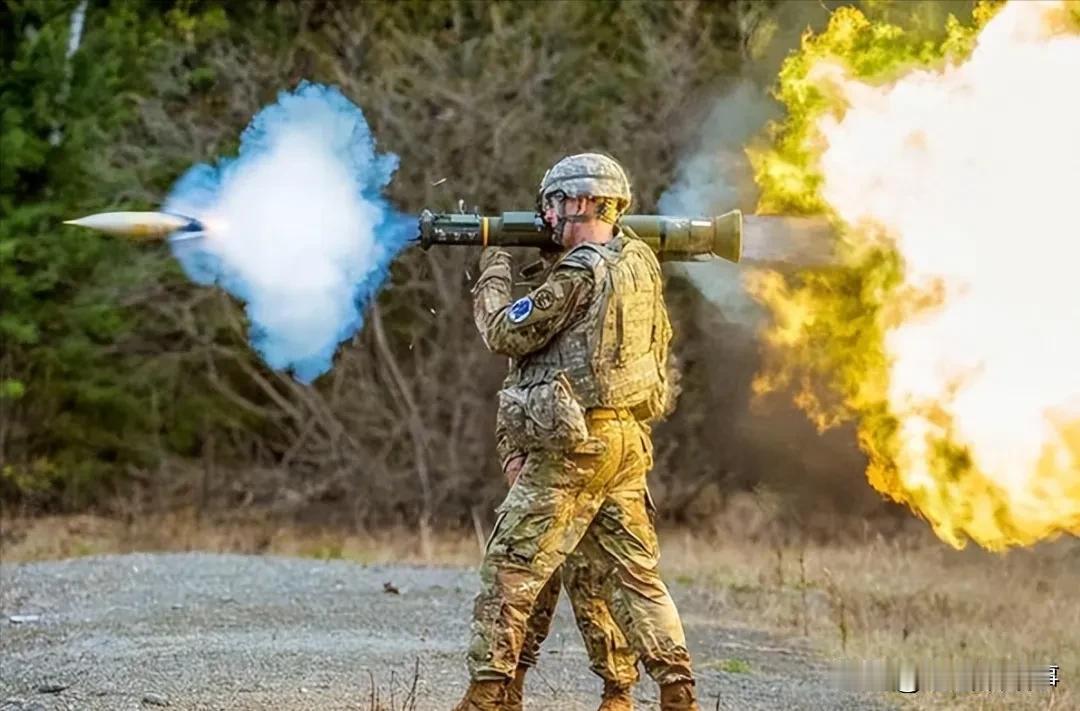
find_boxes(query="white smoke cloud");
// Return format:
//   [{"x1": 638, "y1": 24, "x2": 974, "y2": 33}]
[
  {"x1": 658, "y1": 79, "x2": 778, "y2": 325},
  {"x1": 164, "y1": 83, "x2": 412, "y2": 383}
]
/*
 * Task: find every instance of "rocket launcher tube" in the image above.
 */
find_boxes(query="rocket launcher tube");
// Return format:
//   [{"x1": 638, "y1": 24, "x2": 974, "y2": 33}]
[{"x1": 416, "y1": 209, "x2": 742, "y2": 264}]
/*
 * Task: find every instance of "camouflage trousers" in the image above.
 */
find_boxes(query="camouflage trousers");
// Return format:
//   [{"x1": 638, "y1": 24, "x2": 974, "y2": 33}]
[
  {"x1": 468, "y1": 411, "x2": 694, "y2": 685},
  {"x1": 516, "y1": 558, "x2": 639, "y2": 689}
]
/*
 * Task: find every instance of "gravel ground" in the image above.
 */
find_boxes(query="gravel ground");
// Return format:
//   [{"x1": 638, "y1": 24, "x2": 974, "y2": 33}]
[{"x1": 0, "y1": 554, "x2": 897, "y2": 710}]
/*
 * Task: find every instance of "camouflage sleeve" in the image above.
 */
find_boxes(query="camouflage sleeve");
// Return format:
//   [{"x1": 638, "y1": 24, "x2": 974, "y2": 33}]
[
  {"x1": 472, "y1": 248, "x2": 514, "y2": 333},
  {"x1": 472, "y1": 248, "x2": 595, "y2": 358},
  {"x1": 494, "y1": 408, "x2": 524, "y2": 472}
]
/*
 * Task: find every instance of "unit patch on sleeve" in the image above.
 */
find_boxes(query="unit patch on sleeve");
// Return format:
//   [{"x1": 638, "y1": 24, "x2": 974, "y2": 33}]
[
  {"x1": 533, "y1": 287, "x2": 556, "y2": 310},
  {"x1": 507, "y1": 297, "x2": 534, "y2": 324}
]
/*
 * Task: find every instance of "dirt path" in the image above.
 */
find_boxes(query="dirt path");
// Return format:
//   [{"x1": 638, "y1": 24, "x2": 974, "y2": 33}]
[{"x1": 0, "y1": 554, "x2": 895, "y2": 710}]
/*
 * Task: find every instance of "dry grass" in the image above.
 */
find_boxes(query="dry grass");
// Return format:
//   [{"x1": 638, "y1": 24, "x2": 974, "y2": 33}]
[
  {"x1": 0, "y1": 510, "x2": 480, "y2": 567},
  {"x1": 2, "y1": 506, "x2": 1076, "y2": 710},
  {"x1": 660, "y1": 520, "x2": 1079, "y2": 711}
]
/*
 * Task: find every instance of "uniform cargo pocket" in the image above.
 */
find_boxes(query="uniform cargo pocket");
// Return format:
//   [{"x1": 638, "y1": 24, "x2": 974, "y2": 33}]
[
  {"x1": 497, "y1": 373, "x2": 588, "y2": 451},
  {"x1": 487, "y1": 509, "x2": 555, "y2": 565}
]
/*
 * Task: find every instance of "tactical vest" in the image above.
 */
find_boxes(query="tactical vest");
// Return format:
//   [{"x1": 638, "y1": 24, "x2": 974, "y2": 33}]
[{"x1": 510, "y1": 234, "x2": 670, "y2": 416}]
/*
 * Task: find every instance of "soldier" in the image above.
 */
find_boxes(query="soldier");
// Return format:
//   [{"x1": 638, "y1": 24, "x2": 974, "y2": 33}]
[
  {"x1": 455, "y1": 153, "x2": 699, "y2": 711},
  {"x1": 497, "y1": 410, "x2": 639, "y2": 711}
]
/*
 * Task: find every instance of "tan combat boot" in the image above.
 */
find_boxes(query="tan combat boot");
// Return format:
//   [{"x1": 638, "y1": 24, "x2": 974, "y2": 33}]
[
  {"x1": 597, "y1": 680, "x2": 634, "y2": 711},
  {"x1": 659, "y1": 681, "x2": 699, "y2": 711},
  {"x1": 451, "y1": 679, "x2": 507, "y2": 711},
  {"x1": 503, "y1": 666, "x2": 528, "y2": 711}
]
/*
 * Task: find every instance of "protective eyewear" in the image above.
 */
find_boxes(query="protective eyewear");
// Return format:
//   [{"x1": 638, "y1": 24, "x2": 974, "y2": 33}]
[{"x1": 541, "y1": 190, "x2": 569, "y2": 214}]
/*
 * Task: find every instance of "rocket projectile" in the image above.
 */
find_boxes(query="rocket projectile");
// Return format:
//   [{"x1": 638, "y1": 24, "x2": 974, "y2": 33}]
[{"x1": 63, "y1": 211, "x2": 206, "y2": 242}]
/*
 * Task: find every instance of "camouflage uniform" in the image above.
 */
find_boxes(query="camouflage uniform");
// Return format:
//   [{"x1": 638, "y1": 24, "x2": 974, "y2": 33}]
[
  {"x1": 496, "y1": 402, "x2": 639, "y2": 690},
  {"x1": 467, "y1": 229, "x2": 694, "y2": 687}
]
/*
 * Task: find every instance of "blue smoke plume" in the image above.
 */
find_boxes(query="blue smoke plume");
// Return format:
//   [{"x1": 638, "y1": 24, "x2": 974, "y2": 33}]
[{"x1": 164, "y1": 82, "x2": 413, "y2": 382}]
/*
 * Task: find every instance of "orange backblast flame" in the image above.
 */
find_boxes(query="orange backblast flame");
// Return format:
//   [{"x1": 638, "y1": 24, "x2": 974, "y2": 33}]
[{"x1": 750, "y1": 0, "x2": 1080, "y2": 549}]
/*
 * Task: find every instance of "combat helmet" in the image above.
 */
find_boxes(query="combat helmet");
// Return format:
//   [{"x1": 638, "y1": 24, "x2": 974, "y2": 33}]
[{"x1": 538, "y1": 153, "x2": 633, "y2": 228}]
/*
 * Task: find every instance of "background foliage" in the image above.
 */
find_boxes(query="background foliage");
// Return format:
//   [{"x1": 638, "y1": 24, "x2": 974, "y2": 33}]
[{"x1": 2, "y1": 0, "x2": 981, "y2": 534}]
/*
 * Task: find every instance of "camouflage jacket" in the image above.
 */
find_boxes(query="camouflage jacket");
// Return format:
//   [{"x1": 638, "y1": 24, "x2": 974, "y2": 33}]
[{"x1": 473, "y1": 246, "x2": 596, "y2": 469}]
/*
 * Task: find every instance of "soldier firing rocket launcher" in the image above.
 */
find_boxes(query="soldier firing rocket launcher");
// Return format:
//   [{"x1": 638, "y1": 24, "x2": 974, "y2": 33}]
[{"x1": 64, "y1": 208, "x2": 832, "y2": 266}]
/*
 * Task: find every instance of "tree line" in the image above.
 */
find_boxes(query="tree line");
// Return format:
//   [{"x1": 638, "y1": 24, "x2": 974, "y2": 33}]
[{"x1": 2, "y1": 0, "x2": 915, "y2": 534}]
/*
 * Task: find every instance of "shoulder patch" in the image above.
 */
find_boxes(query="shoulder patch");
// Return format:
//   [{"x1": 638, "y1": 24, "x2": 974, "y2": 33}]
[
  {"x1": 533, "y1": 287, "x2": 556, "y2": 310},
  {"x1": 507, "y1": 296, "x2": 534, "y2": 324}
]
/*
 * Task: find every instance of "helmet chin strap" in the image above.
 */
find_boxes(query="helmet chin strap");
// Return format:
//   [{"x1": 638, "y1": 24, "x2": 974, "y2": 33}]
[{"x1": 552, "y1": 198, "x2": 592, "y2": 246}]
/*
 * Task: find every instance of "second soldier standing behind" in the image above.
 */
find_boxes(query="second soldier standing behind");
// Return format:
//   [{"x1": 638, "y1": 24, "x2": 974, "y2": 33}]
[{"x1": 454, "y1": 153, "x2": 700, "y2": 711}]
